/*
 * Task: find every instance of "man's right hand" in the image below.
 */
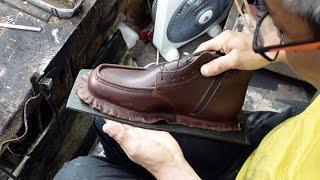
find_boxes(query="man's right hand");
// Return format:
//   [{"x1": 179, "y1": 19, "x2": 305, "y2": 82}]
[
  {"x1": 103, "y1": 120, "x2": 200, "y2": 180},
  {"x1": 195, "y1": 30, "x2": 274, "y2": 77}
]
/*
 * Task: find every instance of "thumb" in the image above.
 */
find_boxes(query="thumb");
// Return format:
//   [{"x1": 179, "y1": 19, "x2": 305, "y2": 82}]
[
  {"x1": 200, "y1": 51, "x2": 238, "y2": 77},
  {"x1": 103, "y1": 120, "x2": 127, "y2": 144}
]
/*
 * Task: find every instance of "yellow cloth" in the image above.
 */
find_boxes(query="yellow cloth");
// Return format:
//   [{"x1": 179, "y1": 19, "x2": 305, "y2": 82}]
[{"x1": 237, "y1": 95, "x2": 320, "y2": 180}]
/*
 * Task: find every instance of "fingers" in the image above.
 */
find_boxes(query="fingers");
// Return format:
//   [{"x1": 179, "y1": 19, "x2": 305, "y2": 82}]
[
  {"x1": 195, "y1": 39, "x2": 221, "y2": 53},
  {"x1": 195, "y1": 36, "x2": 224, "y2": 53},
  {"x1": 103, "y1": 120, "x2": 129, "y2": 145},
  {"x1": 103, "y1": 120, "x2": 153, "y2": 145},
  {"x1": 200, "y1": 50, "x2": 238, "y2": 77},
  {"x1": 195, "y1": 30, "x2": 233, "y2": 53}
]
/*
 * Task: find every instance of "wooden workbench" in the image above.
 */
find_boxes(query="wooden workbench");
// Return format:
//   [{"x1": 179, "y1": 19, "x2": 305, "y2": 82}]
[
  {"x1": 0, "y1": 0, "x2": 112, "y2": 148},
  {"x1": 0, "y1": 0, "x2": 126, "y2": 178}
]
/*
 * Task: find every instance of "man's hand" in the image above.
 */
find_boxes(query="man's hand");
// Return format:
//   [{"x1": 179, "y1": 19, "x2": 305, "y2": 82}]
[
  {"x1": 103, "y1": 120, "x2": 200, "y2": 180},
  {"x1": 196, "y1": 30, "x2": 275, "y2": 77}
]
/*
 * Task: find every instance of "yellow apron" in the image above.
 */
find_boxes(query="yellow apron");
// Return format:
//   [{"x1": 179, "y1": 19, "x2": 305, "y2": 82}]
[{"x1": 237, "y1": 95, "x2": 320, "y2": 180}]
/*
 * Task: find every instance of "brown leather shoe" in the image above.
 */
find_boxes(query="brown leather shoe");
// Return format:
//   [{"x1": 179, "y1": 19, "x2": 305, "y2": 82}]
[{"x1": 76, "y1": 51, "x2": 251, "y2": 131}]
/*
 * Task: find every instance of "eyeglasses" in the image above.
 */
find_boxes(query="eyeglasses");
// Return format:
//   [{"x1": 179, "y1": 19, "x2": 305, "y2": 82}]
[{"x1": 253, "y1": 12, "x2": 320, "y2": 62}]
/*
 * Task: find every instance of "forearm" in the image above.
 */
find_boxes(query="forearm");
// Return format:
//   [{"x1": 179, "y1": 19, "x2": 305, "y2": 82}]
[{"x1": 149, "y1": 159, "x2": 200, "y2": 180}]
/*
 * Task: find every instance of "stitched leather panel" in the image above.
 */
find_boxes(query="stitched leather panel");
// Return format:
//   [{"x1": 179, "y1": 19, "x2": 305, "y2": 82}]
[
  {"x1": 192, "y1": 72, "x2": 225, "y2": 115},
  {"x1": 153, "y1": 73, "x2": 212, "y2": 114},
  {"x1": 153, "y1": 53, "x2": 216, "y2": 114},
  {"x1": 88, "y1": 68, "x2": 168, "y2": 112},
  {"x1": 196, "y1": 70, "x2": 252, "y2": 122}
]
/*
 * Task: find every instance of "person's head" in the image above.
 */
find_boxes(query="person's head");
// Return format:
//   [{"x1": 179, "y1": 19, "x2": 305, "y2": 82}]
[{"x1": 263, "y1": 0, "x2": 320, "y2": 89}]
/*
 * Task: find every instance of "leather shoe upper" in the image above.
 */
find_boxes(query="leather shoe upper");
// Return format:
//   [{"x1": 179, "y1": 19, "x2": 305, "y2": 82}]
[{"x1": 85, "y1": 51, "x2": 252, "y2": 128}]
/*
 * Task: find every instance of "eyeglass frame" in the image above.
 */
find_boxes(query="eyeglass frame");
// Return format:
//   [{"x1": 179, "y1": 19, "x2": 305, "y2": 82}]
[{"x1": 253, "y1": 12, "x2": 320, "y2": 62}]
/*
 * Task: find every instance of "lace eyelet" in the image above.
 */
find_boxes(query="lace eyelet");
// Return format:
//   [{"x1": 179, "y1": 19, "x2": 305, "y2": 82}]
[{"x1": 181, "y1": 75, "x2": 185, "y2": 80}]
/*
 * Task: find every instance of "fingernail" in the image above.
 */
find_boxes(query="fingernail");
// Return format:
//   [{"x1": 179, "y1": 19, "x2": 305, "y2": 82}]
[
  {"x1": 103, "y1": 123, "x2": 117, "y2": 137},
  {"x1": 201, "y1": 65, "x2": 209, "y2": 76}
]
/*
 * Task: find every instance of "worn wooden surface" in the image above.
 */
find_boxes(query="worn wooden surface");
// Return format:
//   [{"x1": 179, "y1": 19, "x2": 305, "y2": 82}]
[
  {"x1": 10, "y1": 28, "x2": 128, "y2": 179},
  {"x1": 0, "y1": 0, "x2": 124, "y2": 149},
  {"x1": 0, "y1": 0, "x2": 127, "y2": 178},
  {"x1": 13, "y1": 109, "x2": 96, "y2": 179}
]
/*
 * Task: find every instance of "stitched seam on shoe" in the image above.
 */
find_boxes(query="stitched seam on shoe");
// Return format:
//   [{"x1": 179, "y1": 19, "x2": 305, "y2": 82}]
[
  {"x1": 95, "y1": 64, "x2": 154, "y2": 93},
  {"x1": 155, "y1": 73, "x2": 194, "y2": 87},
  {"x1": 154, "y1": 73, "x2": 199, "y2": 90},
  {"x1": 95, "y1": 75, "x2": 153, "y2": 93},
  {"x1": 99, "y1": 64, "x2": 146, "y2": 70},
  {"x1": 158, "y1": 54, "x2": 210, "y2": 74},
  {"x1": 191, "y1": 73, "x2": 225, "y2": 115},
  {"x1": 153, "y1": 74, "x2": 201, "y2": 110}
]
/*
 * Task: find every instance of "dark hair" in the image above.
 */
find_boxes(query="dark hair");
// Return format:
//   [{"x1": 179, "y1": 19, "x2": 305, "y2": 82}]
[{"x1": 283, "y1": 0, "x2": 320, "y2": 38}]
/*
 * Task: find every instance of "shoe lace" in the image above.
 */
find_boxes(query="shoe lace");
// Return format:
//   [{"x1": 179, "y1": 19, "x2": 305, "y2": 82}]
[{"x1": 159, "y1": 51, "x2": 207, "y2": 81}]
